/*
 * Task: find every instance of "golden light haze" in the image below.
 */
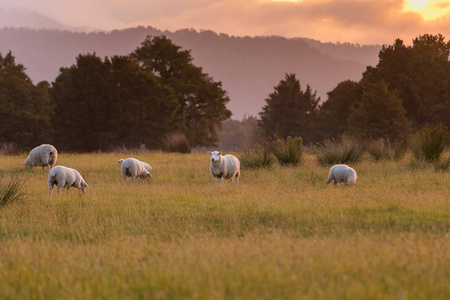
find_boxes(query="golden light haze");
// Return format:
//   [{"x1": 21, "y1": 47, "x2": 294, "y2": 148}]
[{"x1": 1, "y1": 0, "x2": 450, "y2": 44}]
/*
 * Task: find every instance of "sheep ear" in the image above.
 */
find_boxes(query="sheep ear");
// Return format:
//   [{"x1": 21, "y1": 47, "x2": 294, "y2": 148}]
[
  {"x1": 208, "y1": 151, "x2": 212, "y2": 155},
  {"x1": 218, "y1": 152, "x2": 222, "y2": 155}
]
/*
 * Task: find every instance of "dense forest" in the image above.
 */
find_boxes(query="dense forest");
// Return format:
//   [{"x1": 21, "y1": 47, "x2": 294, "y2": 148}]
[
  {"x1": 0, "y1": 28, "x2": 449, "y2": 152},
  {"x1": 0, "y1": 26, "x2": 380, "y2": 119}
]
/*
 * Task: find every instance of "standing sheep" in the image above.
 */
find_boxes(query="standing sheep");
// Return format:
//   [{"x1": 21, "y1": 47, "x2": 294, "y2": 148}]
[
  {"x1": 326, "y1": 164, "x2": 357, "y2": 186},
  {"x1": 121, "y1": 158, "x2": 152, "y2": 182},
  {"x1": 118, "y1": 158, "x2": 152, "y2": 172},
  {"x1": 208, "y1": 151, "x2": 240, "y2": 183},
  {"x1": 24, "y1": 144, "x2": 58, "y2": 171},
  {"x1": 48, "y1": 166, "x2": 88, "y2": 195}
]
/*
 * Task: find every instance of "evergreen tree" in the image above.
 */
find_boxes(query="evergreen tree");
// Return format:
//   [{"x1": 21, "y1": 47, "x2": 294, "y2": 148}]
[
  {"x1": 0, "y1": 51, "x2": 52, "y2": 149},
  {"x1": 51, "y1": 54, "x2": 178, "y2": 151},
  {"x1": 347, "y1": 80, "x2": 411, "y2": 141},
  {"x1": 131, "y1": 35, "x2": 232, "y2": 146},
  {"x1": 318, "y1": 80, "x2": 363, "y2": 139},
  {"x1": 258, "y1": 73, "x2": 320, "y2": 143},
  {"x1": 362, "y1": 34, "x2": 450, "y2": 127}
]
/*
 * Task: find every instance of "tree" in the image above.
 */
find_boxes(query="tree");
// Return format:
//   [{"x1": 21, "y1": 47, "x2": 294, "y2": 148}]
[
  {"x1": 218, "y1": 115, "x2": 259, "y2": 151},
  {"x1": 347, "y1": 80, "x2": 412, "y2": 141},
  {"x1": 258, "y1": 73, "x2": 320, "y2": 143},
  {"x1": 0, "y1": 51, "x2": 52, "y2": 149},
  {"x1": 362, "y1": 34, "x2": 450, "y2": 128},
  {"x1": 318, "y1": 80, "x2": 363, "y2": 139},
  {"x1": 51, "y1": 54, "x2": 178, "y2": 151},
  {"x1": 131, "y1": 35, "x2": 232, "y2": 147}
]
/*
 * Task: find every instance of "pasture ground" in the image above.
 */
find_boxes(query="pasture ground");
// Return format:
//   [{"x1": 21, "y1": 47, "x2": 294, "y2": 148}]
[{"x1": 0, "y1": 152, "x2": 449, "y2": 299}]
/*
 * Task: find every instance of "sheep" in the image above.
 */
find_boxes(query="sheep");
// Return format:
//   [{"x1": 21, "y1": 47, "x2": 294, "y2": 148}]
[
  {"x1": 24, "y1": 144, "x2": 58, "y2": 171},
  {"x1": 326, "y1": 164, "x2": 357, "y2": 186},
  {"x1": 121, "y1": 158, "x2": 152, "y2": 182},
  {"x1": 208, "y1": 151, "x2": 240, "y2": 183},
  {"x1": 118, "y1": 158, "x2": 152, "y2": 172},
  {"x1": 48, "y1": 166, "x2": 88, "y2": 195}
]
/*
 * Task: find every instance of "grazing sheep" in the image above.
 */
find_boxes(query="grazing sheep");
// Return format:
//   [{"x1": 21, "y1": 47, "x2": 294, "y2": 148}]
[
  {"x1": 121, "y1": 158, "x2": 152, "y2": 182},
  {"x1": 118, "y1": 158, "x2": 152, "y2": 172},
  {"x1": 48, "y1": 166, "x2": 88, "y2": 195},
  {"x1": 25, "y1": 144, "x2": 58, "y2": 171},
  {"x1": 326, "y1": 164, "x2": 357, "y2": 186},
  {"x1": 208, "y1": 151, "x2": 240, "y2": 183}
]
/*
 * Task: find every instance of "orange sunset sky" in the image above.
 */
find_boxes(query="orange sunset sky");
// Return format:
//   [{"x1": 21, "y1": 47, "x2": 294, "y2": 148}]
[{"x1": 1, "y1": 0, "x2": 450, "y2": 44}]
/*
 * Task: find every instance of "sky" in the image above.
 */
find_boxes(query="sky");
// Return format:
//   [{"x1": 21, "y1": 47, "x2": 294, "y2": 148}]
[{"x1": 1, "y1": 0, "x2": 450, "y2": 44}]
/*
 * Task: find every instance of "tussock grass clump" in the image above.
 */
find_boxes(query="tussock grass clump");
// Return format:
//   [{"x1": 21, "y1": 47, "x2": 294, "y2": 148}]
[
  {"x1": 411, "y1": 123, "x2": 448, "y2": 162},
  {"x1": 268, "y1": 136, "x2": 303, "y2": 166},
  {"x1": 434, "y1": 154, "x2": 450, "y2": 172},
  {"x1": 0, "y1": 177, "x2": 25, "y2": 208},
  {"x1": 240, "y1": 143, "x2": 274, "y2": 169},
  {"x1": 367, "y1": 139, "x2": 406, "y2": 161},
  {"x1": 317, "y1": 135, "x2": 365, "y2": 166},
  {"x1": 0, "y1": 142, "x2": 18, "y2": 155},
  {"x1": 164, "y1": 133, "x2": 191, "y2": 154}
]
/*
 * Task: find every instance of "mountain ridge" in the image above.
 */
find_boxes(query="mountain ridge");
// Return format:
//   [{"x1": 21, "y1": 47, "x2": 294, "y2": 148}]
[{"x1": 0, "y1": 25, "x2": 381, "y2": 119}]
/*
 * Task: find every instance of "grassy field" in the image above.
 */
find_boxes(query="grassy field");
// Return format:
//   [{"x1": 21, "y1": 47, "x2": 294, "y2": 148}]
[{"x1": 0, "y1": 152, "x2": 448, "y2": 299}]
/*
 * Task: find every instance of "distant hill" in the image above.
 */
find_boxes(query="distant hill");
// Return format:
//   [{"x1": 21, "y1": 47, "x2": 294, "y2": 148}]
[{"x1": 0, "y1": 26, "x2": 381, "y2": 119}]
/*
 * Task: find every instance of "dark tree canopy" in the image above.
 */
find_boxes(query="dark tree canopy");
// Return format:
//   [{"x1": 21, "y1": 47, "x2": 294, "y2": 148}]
[
  {"x1": 0, "y1": 51, "x2": 52, "y2": 149},
  {"x1": 347, "y1": 80, "x2": 412, "y2": 141},
  {"x1": 131, "y1": 35, "x2": 232, "y2": 147},
  {"x1": 318, "y1": 80, "x2": 363, "y2": 139},
  {"x1": 258, "y1": 73, "x2": 320, "y2": 143},
  {"x1": 362, "y1": 34, "x2": 450, "y2": 128},
  {"x1": 51, "y1": 54, "x2": 178, "y2": 152}
]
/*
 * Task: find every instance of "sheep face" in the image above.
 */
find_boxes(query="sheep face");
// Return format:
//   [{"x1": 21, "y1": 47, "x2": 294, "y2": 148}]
[
  {"x1": 24, "y1": 160, "x2": 33, "y2": 169},
  {"x1": 208, "y1": 151, "x2": 222, "y2": 164},
  {"x1": 118, "y1": 159, "x2": 124, "y2": 168},
  {"x1": 139, "y1": 170, "x2": 152, "y2": 180}
]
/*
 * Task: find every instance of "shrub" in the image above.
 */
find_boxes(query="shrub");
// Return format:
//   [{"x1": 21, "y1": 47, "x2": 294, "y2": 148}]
[
  {"x1": 269, "y1": 136, "x2": 303, "y2": 166},
  {"x1": 0, "y1": 177, "x2": 25, "y2": 208},
  {"x1": 0, "y1": 142, "x2": 18, "y2": 155},
  {"x1": 164, "y1": 133, "x2": 191, "y2": 154},
  {"x1": 240, "y1": 143, "x2": 274, "y2": 169},
  {"x1": 317, "y1": 135, "x2": 365, "y2": 166},
  {"x1": 366, "y1": 139, "x2": 406, "y2": 161},
  {"x1": 434, "y1": 154, "x2": 450, "y2": 172},
  {"x1": 411, "y1": 123, "x2": 448, "y2": 162}
]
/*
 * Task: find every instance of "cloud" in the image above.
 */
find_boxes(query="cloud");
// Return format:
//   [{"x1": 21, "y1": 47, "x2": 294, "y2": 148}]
[{"x1": 1, "y1": 0, "x2": 450, "y2": 44}]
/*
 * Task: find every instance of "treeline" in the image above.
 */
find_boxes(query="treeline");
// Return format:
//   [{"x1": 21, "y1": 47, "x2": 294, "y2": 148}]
[
  {"x1": 0, "y1": 36, "x2": 231, "y2": 152},
  {"x1": 220, "y1": 33, "x2": 450, "y2": 149},
  {"x1": 1, "y1": 33, "x2": 449, "y2": 153}
]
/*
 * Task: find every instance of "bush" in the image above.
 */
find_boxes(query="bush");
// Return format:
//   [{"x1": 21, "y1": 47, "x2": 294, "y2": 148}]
[
  {"x1": 268, "y1": 136, "x2": 303, "y2": 166},
  {"x1": 367, "y1": 139, "x2": 406, "y2": 161},
  {"x1": 0, "y1": 177, "x2": 25, "y2": 208},
  {"x1": 317, "y1": 135, "x2": 365, "y2": 166},
  {"x1": 164, "y1": 133, "x2": 191, "y2": 154},
  {"x1": 240, "y1": 143, "x2": 274, "y2": 169},
  {"x1": 411, "y1": 123, "x2": 448, "y2": 162},
  {"x1": 434, "y1": 154, "x2": 450, "y2": 172}
]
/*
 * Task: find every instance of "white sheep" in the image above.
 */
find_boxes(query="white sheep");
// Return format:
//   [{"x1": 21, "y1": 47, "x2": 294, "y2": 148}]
[
  {"x1": 24, "y1": 144, "x2": 58, "y2": 171},
  {"x1": 326, "y1": 164, "x2": 357, "y2": 186},
  {"x1": 121, "y1": 158, "x2": 152, "y2": 182},
  {"x1": 118, "y1": 158, "x2": 152, "y2": 172},
  {"x1": 208, "y1": 151, "x2": 240, "y2": 183},
  {"x1": 48, "y1": 166, "x2": 88, "y2": 195}
]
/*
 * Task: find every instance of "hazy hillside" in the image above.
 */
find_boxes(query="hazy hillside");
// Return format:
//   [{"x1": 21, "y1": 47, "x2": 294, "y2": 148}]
[{"x1": 0, "y1": 26, "x2": 381, "y2": 119}]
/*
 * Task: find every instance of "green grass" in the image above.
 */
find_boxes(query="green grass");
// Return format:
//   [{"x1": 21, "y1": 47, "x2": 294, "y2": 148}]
[{"x1": 0, "y1": 152, "x2": 448, "y2": 299}]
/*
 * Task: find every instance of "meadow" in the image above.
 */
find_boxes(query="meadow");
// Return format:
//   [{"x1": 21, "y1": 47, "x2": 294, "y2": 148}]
[{"x1": 0, "y1": 151, "x2": 448, "y2": 299}]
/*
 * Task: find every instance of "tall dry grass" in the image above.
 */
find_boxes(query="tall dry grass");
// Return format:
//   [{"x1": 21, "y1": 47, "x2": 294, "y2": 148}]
[{"x1": 0, "y1": 152, "x2": 448, "y2": 299}]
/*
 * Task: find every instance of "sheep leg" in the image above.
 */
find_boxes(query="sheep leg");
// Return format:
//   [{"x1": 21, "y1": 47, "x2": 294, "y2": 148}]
[
  {"x1": 215, "y1": 177, "x2": 219, "y2": 182},
  {"x1": 48, "y1": 187, "x2": 53, "y2": 196},
  {"x1": 221, "y1": 177, "x2": 224, "y2": 183}
]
